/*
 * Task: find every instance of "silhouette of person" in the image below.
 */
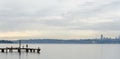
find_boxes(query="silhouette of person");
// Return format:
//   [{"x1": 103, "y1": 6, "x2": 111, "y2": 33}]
[{"x1": 26, "y1": 44, "x2": 28, "y2": 48}]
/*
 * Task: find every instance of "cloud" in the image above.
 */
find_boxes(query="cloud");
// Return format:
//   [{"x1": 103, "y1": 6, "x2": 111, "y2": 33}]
[{"x1": 0, "y1": 0, "x2": 120, "y2": 39}]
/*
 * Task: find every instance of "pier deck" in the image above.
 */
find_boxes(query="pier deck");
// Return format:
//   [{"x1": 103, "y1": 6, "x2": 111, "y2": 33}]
[{"x1": 0, "y1": 47, "x2": 41, "y2": 53}]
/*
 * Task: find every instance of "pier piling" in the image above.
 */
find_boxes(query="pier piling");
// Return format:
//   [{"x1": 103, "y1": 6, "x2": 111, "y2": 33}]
[
  {"x1": 1, "y1": 49, "x2": 4, "y2": 52},
  {"x1": 30, "y1": 49, "x2": 32, "y2": 52},
  {"x1": 26, "y1": 49, "x2": 29, "y2": 53},
  {"x1": 37, "y1": 48, "x2": 40, "y2": 53},
  {"x1": 18, "y1": 49, "x2": 21, "y2": 53}
]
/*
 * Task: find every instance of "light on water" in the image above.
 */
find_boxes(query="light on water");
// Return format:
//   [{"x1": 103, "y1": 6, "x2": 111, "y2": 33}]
[{"x1": 0, "y1": 44, "x2": 120, "y2": 59}]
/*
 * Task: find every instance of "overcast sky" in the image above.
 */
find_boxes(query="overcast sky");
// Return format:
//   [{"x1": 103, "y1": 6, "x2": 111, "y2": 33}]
[{"x1": 0, "y1": 0, "x2": 120, "y2": 39}]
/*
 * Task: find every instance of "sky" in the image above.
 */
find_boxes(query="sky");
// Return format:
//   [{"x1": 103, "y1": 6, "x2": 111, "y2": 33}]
[{"x1": 0, "y1": 0, "x2": 120, "y2": 40}]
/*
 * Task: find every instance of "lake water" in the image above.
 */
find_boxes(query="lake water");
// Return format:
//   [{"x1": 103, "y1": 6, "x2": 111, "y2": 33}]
[{"x1": 0, "y1": 44, "x2": 120, "y2": 59}]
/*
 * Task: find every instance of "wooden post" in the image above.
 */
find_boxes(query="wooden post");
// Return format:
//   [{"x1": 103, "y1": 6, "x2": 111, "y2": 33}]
[
  {"x1": 1, "y1": 49, "x2": 4, "y2": 52},
  {"x1": 9, "y1": 46, "x2": 13, "y2": 52},
  {"x1": 30, "y1": 49, "x2": 32, "y2": 52},
  {"x1": 18, "y1": 40, "x2": 21, "y2": 53},
  {"x1": 37, "y1": 47, "x2": 41, "y2": 53},
  {"x1": 19, "y1": 40, "x2": 21, "y2": 48},
  {"x1": 26, "y1": 49, "x2": 29, "y2": 53},
  {"x1": 18, "y1": 48, "x2": 21, "y2": 53}
]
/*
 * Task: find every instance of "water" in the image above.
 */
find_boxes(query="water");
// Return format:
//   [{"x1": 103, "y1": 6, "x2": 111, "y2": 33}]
[{"x1": 0, "y1": 44, "x2": 120, "y2": 59}]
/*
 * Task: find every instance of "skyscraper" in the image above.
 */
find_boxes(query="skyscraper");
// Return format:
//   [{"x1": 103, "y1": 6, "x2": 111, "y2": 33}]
[{"x1": 101, "y1": 34, "x2": 103, "y2": 40}]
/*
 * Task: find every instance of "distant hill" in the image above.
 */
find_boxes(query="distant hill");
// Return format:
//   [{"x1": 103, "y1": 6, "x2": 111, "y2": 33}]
[
  {"x1": 1, "y1": 39, "x2": 120, "y2": 44},
  {"x1": 13, "y1": 39, "x2": 120, "y2": 44},
  {"x1": 0, "y1": 40, "x2": 13, "y2": 43}
]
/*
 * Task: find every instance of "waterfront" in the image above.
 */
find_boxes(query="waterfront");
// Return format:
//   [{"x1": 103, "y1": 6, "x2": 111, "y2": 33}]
[{"x1": 0, "y1": 44, "x2": 120, "y2": 59}]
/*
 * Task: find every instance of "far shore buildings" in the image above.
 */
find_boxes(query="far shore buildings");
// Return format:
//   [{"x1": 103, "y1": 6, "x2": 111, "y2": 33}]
[{"x1": 100, "y1": 34, "x2": 120, "y2": 40}]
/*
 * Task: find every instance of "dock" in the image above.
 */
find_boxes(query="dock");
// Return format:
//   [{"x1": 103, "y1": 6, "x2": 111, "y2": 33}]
[
  {"x1": 0, "y1": 47, "x2": 41, "y2": 53},
  {"x1": 0, "y1": 40, "x2": 41, "y2": 53}
]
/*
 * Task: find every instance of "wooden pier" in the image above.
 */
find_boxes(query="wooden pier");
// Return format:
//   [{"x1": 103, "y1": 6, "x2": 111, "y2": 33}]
[
  {"x1": 0, "y1": 47, "x2": 41, "y2": 53},
  {"x1": 0, "y1": 40, "x2": 41, "y2": 53}
]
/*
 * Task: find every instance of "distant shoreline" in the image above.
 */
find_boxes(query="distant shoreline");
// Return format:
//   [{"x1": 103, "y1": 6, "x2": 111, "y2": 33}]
[{"x1": 0, "y1": 39, "x2": 120, "y2": 44}]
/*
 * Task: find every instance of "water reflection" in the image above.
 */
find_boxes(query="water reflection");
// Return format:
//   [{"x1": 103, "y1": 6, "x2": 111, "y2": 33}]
[{"x1": 18, "y1": 53, "x2": 21, "y2": 59}]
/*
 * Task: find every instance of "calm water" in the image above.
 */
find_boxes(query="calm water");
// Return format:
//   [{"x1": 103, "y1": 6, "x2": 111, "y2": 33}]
[{"x1": 0, "y1": 44, "x2": 120, "y2": 59}]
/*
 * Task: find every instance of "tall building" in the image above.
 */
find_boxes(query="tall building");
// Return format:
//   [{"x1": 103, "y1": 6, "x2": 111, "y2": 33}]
[{"x1": 101, "y1": 34, "x2": 103, "y2": 40}]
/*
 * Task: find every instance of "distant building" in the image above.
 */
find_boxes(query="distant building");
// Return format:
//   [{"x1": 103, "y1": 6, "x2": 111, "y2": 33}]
[
  {"x1": 118, "y1": 36, "x2": 120, "y2": 39},
  {"x1": 115, "y1": 35, "x2": 120, "y2": 40},
  {"x1": 101, "y1": 34, "x2": 103, "y2": 40}
]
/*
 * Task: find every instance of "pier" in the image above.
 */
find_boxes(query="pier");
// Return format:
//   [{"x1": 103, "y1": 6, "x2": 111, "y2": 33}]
[
  {"x1": 0, "y1": 40, "x2": 41, "y2": 53},
  {"x1": 0, "y1": 47, "x2": 41, "y2": 53}
]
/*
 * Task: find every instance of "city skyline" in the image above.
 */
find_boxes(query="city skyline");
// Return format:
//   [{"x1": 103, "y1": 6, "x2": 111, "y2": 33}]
[{"x1": 0, "y1": 0, "x2": 120, "y2": 39}]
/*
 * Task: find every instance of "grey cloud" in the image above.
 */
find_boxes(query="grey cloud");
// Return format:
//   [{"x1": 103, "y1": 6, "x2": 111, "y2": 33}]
[
  {"x1": 94, "y1": 19, "x2": 120, "y2": 30},
  {"x1": 70, "y1": 0, "x2": 120, "y2": 19},
  {"x1": 0, "y1": 0, "x2": 120, "y2": 32},
  {"x1": 68, "y1": 19, "x2": 120, "y2": 30}
]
